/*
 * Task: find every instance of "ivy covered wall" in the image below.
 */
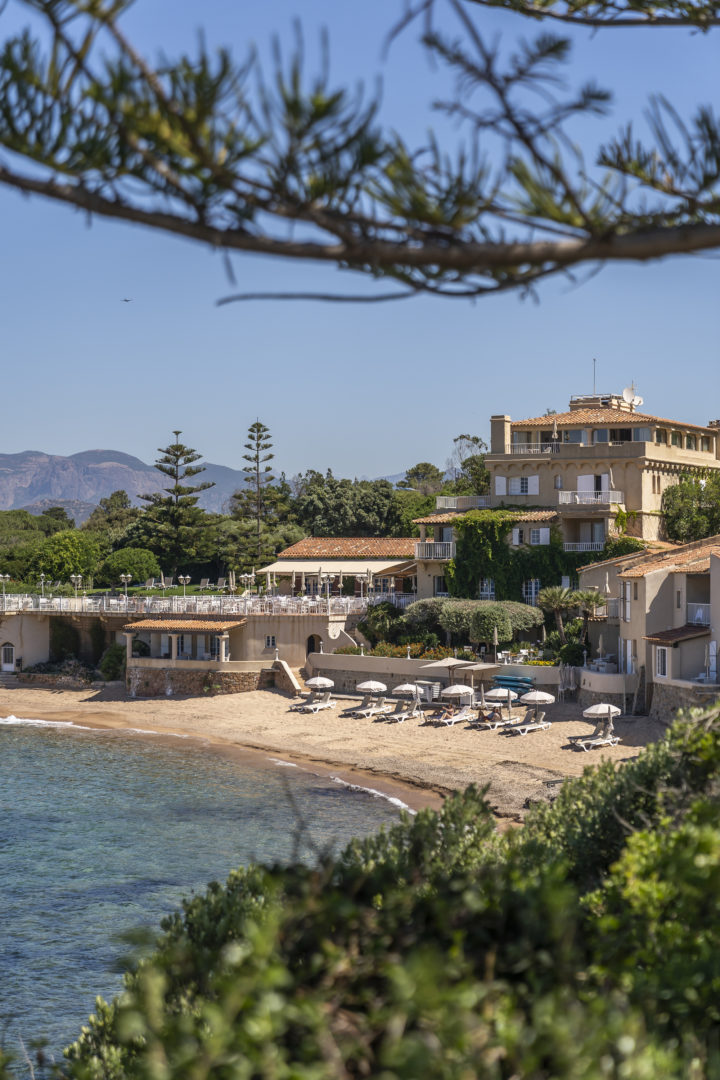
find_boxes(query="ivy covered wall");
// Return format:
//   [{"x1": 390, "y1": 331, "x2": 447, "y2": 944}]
[{"x1": 444, "y1": 509, "x2": 644, "y2": 600}]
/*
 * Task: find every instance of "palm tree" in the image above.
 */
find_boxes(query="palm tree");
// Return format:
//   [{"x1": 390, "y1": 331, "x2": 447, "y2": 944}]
[
  {"x1": 537, "y1": 586, "x2": 575, "y2": 645},
  {"x1": 571, "y1": 590, "x2": 603, "y2": 642}
]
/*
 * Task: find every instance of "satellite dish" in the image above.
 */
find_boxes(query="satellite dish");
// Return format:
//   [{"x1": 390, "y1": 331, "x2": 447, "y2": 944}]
[
  {"x1": 633, "y1": 395, "x2": 644, "y2": 408},
  {"x1": 622, "y1": 386, "x2": 635, "y2": 404}
]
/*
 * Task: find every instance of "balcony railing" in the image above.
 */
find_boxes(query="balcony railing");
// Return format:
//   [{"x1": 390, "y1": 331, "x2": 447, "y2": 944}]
[
  {"x1": 415, "y1": 541, "x2": 456, "y2": 560},
  {"x1": 563, "y1": 541, "x2": 605, "y2": 552},
  {"x1": 687, "y1": 602, "x2": 711, "y2": 626},
  {"x1": 503, "y1": 442, "x2": 563, "y2": 455},
  {"x1": 435, "y1": 495, "x2": 491, "y2": 510},
  {"x1": 558, "y1": 490, "x2": 624, "y2": 506},
  {"x1": 593, "y1": 597, "x2": 621, "y2": 619}
]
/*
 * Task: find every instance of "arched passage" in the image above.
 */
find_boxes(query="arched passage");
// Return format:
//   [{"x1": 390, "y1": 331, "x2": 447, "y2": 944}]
[
  {"x1": 306, "y1": 634, "x2": 321, "y2": 657},
  {"x1": 0, "y1": 642, "x2": 15, "y2": 672}
]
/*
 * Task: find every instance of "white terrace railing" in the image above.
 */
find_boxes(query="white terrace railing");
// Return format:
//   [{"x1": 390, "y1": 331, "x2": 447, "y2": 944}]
[
  {"x1": 687, "y1": 602, "x2": 711, "y2": 626},
  {"x1": 563, "y1": 541, "x2": 605, "y2": 552},
  {"x1": 414, "y1": 541, "x2": 456, "y2": 560},
  {"x1": 435, "y1": 495, "x2": 491, "y2": 510},
  {"x1": 0, "y1": 594, "x2": 370, "y2": 617},
  {"x1": 367, "y1": 592, "x2": 417, "y2": 610},
  {"x1": 558, "y1": 490, "x2": 624, "y2": 506}
]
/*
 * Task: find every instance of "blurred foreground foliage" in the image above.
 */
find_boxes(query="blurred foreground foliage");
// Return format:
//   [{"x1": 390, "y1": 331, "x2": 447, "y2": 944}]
[{"x1": 7, "y1": 712, "x2": 720, "y2": 1077}]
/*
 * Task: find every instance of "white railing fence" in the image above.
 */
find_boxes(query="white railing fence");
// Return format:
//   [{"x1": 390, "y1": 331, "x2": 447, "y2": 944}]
[
  {"x1": 0, "y1": 594, "x2": 370, "y2": 617},
  {"x1": 414, "y1": 541, "x2": 456, "y2": 559},
  {"x1": 558, "y1": 490, "x2": 624, "y2": 505},
  {"x1": 435, "y1": 495, "x2": 491, "y2": 510},
  {"x1": 563, "y1": 541, "x2": 605, "y2": 552}
]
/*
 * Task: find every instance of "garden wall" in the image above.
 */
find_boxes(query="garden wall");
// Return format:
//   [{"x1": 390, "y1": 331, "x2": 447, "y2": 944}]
[{"x1": 127, "y1": 666, "x2": 275, "y2": 698}]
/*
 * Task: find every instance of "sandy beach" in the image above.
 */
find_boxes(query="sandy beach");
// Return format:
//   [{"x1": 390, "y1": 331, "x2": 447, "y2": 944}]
[{"x1": 0, "y1": 684, "x2": 667, "y2": 819}]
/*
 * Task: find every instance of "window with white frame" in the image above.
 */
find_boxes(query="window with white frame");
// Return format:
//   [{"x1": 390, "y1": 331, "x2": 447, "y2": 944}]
[
  {"x1": 509, "y1": 476, "x2": 529, "y2": 495},
  {"x1": 655, "y1": 646, "x2": 668, "y2": 678},
  {"x1": 529, "y1": 527, "x2": 550, "y2": 545},
  {"x1": 511, "y1": 527, "x2": 525, "y2": 546},
  {"x1": 479, "y1": 578, "x2": 495, "y2": 599},
  {"x1": 265, "y1": 635, "x2": 276, "y2": 649},
  {"x1": 522, "y1": 579, "x2": 541, "y2": 605}
]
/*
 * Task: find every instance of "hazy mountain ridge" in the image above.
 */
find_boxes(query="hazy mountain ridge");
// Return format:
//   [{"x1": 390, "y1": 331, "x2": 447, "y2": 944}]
[{"x1": 0, "y1": 449, "x2": 246, "y2": 513}]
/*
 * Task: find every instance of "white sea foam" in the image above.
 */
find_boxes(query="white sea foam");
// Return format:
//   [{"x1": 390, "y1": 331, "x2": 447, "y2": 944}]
[
  {"x1": 0, "y1": 714, "x2": 92, "y2": 730},
  {"x1": 330, "y1": 776, "x2": 415, "y2": 814},
  {"x1": 268, "y1": 757, "x2": 299, "y2": 768}
]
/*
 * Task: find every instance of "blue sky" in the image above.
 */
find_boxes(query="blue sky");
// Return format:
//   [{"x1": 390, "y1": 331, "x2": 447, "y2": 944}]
[{"x1": 1, "y1": 0, "x2": 717, "y2": 480}]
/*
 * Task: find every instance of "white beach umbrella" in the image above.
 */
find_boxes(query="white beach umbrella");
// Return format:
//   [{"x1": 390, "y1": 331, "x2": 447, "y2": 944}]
[
  {"x1": 356, "y1": 680, "x2": 387, "y2": 694},
  {"x1": 520, "y1": 689, "x2": 556, "y2": 719},
  {"x1": 393, "y1": 682, "x2": 424, "y2": 696},
  {"x1": 306, "y1": 676, "x2": 334, "y2": 689},
  {"x1": 485, "y1": 685, "x2": 518, "y2": 716},
  {"x1": 582, "y1": 702, "x2": 621, "y2": 718},
  {"x1": 441, "y1": 683, "x2": 475, "y2": 698}
]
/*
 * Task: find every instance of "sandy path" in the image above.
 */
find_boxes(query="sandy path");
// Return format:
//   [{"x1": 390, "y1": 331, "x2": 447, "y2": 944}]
[{"x1": 0, "y1": 685, "x2": 666, "y2": 819}]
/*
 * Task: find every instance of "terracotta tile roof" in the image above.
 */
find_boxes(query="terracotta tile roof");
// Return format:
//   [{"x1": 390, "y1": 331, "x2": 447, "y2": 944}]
[
  {"x1": 277, "y1": 537, "x2": 416, "y2": 559},
  {"x1": 511, "y1": 409, "x2": 714, "y2": 432},
  {"x1": 576, "y1": 540, "x2": 678, "y2": 573},
  {"x1": 124, "y1": 619, "x2": 246, "y2": 633},
  {"x1": 645, "y1": 625, "x2": 711, "y2": 644},
  {"x1": 514, "y1": 510, "x2": 558, "y2": 522},
  {"x1": 412, "y1": 512, "x2": 467, "y2": 525},
  {"x1": 619, "y1": 535, "x2": 720, "y2": 578}
]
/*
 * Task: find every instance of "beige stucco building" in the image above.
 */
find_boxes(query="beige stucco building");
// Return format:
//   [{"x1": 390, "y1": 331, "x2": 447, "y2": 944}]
[{"x1": 487, "y1": 392, "x2": 719, "y2": 547}]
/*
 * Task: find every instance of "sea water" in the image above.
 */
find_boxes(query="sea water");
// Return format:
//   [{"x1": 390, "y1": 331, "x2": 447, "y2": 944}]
[{"x1": 0, "y1": 717, "x2": 404, "y2": 1061}]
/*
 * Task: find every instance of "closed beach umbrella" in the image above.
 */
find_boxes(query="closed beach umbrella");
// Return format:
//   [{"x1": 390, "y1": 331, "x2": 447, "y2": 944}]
[
  {"x1": 441, "y1": 684, "x2": 474, "y2": 698},
  {"x1": 520, "y1": 689, "x2": 556, "y2": 719},
  {"x1": 306, "y1": 676, "x2": 334, "y2": 689},
  {"x1": 357, "y1": 680, "x2": 387, "y2": 694}
]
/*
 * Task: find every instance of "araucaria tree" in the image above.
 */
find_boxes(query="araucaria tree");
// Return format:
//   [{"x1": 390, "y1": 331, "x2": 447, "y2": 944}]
[
  {"x1": 139, "y1": 432, "x2": 214, "y2": 576},
  {"x1": 0, "y1": 0, "x2": 719, "y2": 303},
  {"x1": 236, "y1": 421, "x2": 275, "y2": 564}
]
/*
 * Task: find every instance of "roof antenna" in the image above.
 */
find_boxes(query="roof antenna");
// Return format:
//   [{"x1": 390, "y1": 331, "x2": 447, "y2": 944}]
[{"x1": 593, "y1": 357, "x2": 596, "y2": 395}]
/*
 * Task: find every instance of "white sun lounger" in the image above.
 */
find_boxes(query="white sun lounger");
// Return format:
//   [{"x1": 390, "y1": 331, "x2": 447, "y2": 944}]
[
  {"x1": 356, "y1": 696, "x2": 391, "y2": 719},
  {"x1": 388, "y1": 701, "x2": 423, "y2": 723},
  {"x1": 507, "y1": 713, "x2": 551, "y2": 736},
  {"x1": 574, "y1": 733, "x2": 620, "y2": 751},
  {"x1": 300, "y1": 691, "x2": 337, "y2": 713},
  {"x1": 289, "y1": 691, "x2": 319, "y2": 712},
  {"x1": 473, "y1": 714, "x2": 520, "y2": 731},
  {"x1": 345, "y1": 694, "x2": 374, "y2": 717},
  {"x1": 438, "y1": 704, "x2": 474, "y2": 727}
]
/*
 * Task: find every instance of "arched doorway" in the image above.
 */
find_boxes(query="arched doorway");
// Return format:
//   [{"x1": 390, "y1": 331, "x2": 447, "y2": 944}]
[
  {"x1": 306, "y1": 634, "x2": 321, "y2": 657},
  {"x1": 1, "y1": 642, "x2": 15, "y2": 672}
]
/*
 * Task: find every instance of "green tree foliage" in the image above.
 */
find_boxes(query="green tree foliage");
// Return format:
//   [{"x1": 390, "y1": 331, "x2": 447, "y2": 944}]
[
  {"x1": 662, "y1": 472, "x2": 720, "y2": 543},
  {"x1": 397, "y1": 461, "x2": 445, "y2": 494},
  {"x1": 391, "y1": 489, "x2": 436, "y2": 536},
  {"x1": 446, "y1": 434, "x2": 489, "y2": 494},
  {"x1": 233, "y1": 421, "x2": 277, "y2": 564},
  {"x1": 96, "y1": 548, "x2": 161, "y2": 588},
  {"x1": 83, "y1": 490, "x2": 141, "y2": 535},
  {"x1": 1, "y1": 1, "x2": 718, "y2": 302},
  {"x1": 537, "y1": 585, "x2": 575, "y2": 644},
  {"x1": 138, "y1": 432, "x2": 215, "y2": 576},
  {"x1": 37, "y1": 506, "x2": 75, "y2": 530},
  {"x1": 293, "y1": 472, "x2": 406, "y2": 537},
  {"x1": 216, "y1": 517, "x2": 304, "y2": 575},
  {"x1": 470, "y1": 601, "x2": 513, "y2": 644},
  {"x1": 403, "y1": 597, "x2": 447, "y2": 637},
  {"x1": 438, "y1": 598, "x2": 481, "y2": 639},
  {"x1": 58, "y1": 712, "x2": 720, "y2": 1080},
  {"x1": 30, "y1": 529, "x2": 103, "y2": 582}
]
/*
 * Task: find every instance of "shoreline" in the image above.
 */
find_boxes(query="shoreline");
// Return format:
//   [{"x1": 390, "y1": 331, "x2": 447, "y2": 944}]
[{"x1": 0, "y1": 685, "x2": 667, "y2": 820}]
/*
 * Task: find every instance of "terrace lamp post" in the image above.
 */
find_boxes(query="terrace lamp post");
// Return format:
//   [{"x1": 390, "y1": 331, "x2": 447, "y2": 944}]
[
  {"x1": 120, "y1": 573, "x2": 132, "y2": 608},
  {"x1": 0, "y1": 573, "x2": 9, "y2": 612},
  {"x1": 178, "y1": 574, "x2": 191, "y2": 599},
  {"x1": 39, "y1": 572, "x2": 45, "y2": 599},
  {"x1": 70, "y1": 573, "x2": 82, "y2": 601}
]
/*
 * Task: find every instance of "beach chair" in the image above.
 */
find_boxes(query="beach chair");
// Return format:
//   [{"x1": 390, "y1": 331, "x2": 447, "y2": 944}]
[
  {"x1": 507, "y1": 712, "x2": 550, "y2": 736},
  {"x1": 301, "y1": 691, "x2": 337, "y2": 713},
  {"x1": 439, "y1": 704, "x2": 474, "y2": 727},
  {"x1": 472, "y1": 708, "x2": 517, "y2": 730},
  {"x1": 357, "y1": 696, "x2": 391, "y2": 719},
  {"x1": 289, "y1": 691, "x2": 319, "y2": 712},
  {"x1": 574, "y1": 731, "x2": 620, "y2": 751},
  {"x1": 344, "y1": 694, "x2": 374, "y2": 717},
  {"x1": 383, "y1": 700, "x2": 411, "y2": 722}
]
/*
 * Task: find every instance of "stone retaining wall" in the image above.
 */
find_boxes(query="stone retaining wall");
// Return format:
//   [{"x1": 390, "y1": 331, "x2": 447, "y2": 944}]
[
  {"x1": 649, "y1": 680, "x2": 720, "y2": 724},
  {"x1": 126, "y1": 667, "x2": 275, "y2": 698},
  {"x1": 577, "y1": 687, "x2": 627, "y2": 712},
  {"x1": 17, "y1": 672, "x2": 93, "y2": 690}
]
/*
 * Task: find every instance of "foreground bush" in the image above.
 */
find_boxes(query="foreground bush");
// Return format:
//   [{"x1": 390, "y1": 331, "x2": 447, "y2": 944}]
[{"x1": 10, "y1": 711, "x2": 720, "y2": 1079}]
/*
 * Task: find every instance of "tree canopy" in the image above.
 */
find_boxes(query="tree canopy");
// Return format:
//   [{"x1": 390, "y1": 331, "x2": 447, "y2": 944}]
[
  {"x1": 661, "y1": 472, "x2": 720, "y2": 543},
  {"x1": 0, "y1": 0, "x2": 718, "y2": 304}
]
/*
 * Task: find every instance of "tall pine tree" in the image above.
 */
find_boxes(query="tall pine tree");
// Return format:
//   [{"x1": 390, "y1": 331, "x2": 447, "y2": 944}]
[
  {"x1": 139, "y1": 432, "x2": 215, "y2": 576},
  {"x1": 232, "y1": 421, "x2": 277, "y2": 565}
]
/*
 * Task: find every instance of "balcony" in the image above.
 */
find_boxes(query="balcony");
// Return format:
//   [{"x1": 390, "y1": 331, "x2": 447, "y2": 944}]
[
  {"x1": 592, "y1": 597, "x2": 620, "y2": 619},
  {"x1": 435, "y1": 495, "x2": 491, "y2": 510},
  {"x1": 563, "y1": 541, "x2": 605, "y2": 552},
  {"x1": 558, "y1": 490, "x2": 624, "y2": 506},
  {"x1": 687, "y1": 602, "x2": 711, "y2": 626},
  {"x1": 415, "y1": 541, "x2": 456, "y2": 560}
]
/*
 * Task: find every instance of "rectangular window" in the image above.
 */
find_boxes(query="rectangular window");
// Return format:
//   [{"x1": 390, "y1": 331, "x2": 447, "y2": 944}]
[
  {"x1": 610, "y1": 428, "x2": 632, "y2": 443},
  {"x1": 522, "y1": 579, "x2": 540, "y2": 605},
  {"x1": 530, "y1": 528, "x2": 541, "y2": 545},
  {"x1": 265, "y1": 635, "x2": 276, "y2": 649},
  {"x1": 671, "y1": 431, "x2": 682, "y2": 447},
  {"x1": 563, "y1": 430, "x2": 583, "y2": 443},
  {"x1": 633, "y1": 582, "x2": 638, "y2": 601},
  {"x1": 508, "y1": 476, "x2": 529, "y2": 495},
  {"x1": 656, "y1": 429, "x2": 668, "y2": 444},
  {"x1": 632, "y1": 427, "x2": 651, "y2": 442},
  {"x1": 593, "y1": 428, "x2": 609, "y2": 443},
  {"x1": 701, "y1": 436, "x2": 712, "y2": 452},
  {"x1": 676, "y1": 590, "x2": 681, "y2": 609},
  {"x1": 479, "y1": 578, "x2": 495, "y2": 599},
  {"x1": 656, "y1": 647, "x2": 668, "y2": 678},
  {"x1": 686, "y1": 434, "x2": 697, "y2": 450}
]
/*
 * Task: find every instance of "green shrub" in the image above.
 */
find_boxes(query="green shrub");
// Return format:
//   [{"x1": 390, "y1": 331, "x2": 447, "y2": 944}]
[
  {"x1": 96, "y1": 547, "x2": 161, "y2": 588},
  {"x1": 50, "y1": 619, "x2": 80, "y2": 661},
  {"x1": 98, "y1": 643, "x2": 127, "y2": 681},
  {"x1": 403, "y1": 597, "x2": 446, "y2": 636},
  {"x1": 557, "y1": 640, "x2": 585, "y2": 666}
]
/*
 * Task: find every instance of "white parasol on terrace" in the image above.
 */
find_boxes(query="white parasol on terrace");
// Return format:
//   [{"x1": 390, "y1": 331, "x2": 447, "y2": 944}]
[
  {"x1": 520, "y1": 689, "x2": 556, "y2": 719},
  {"x1": 357, "y1": 680, "x2": 387, "y2": 694},
  {"x1": 306, "y1": 676, "x2": 334, "y2": 689}
]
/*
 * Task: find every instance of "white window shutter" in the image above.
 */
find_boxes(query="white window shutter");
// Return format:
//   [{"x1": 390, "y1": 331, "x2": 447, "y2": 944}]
[
  {"x1": 601, "y1": 473, "x2": 610, "y2": 491},
  {"x1": 495, "y1": 476, "x2": 507, "y2": 496},
  {"x1": 512, "y1": 528, "x2": 520, "y2": 546},
  {"x1": 528, "y1": 475, "x2": 539, "y2": 495},
  {"x1": 577, "y1": 474, "x2": 594, "y2": 492},
  {"x1": 539, "y1": 527, "x2": 550, "y2": 545}
]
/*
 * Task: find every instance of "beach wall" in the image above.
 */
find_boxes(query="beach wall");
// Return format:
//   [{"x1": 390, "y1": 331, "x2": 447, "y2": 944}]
[
  {"x1": 126, "y1": 665, "x2": 276, "y2": 697},
  {"x1": 307, "y1": 654, "x2": 561, "y2": 694},
  {"x1": 648, "y1": 679, "x2": 720, "y2": 724}
]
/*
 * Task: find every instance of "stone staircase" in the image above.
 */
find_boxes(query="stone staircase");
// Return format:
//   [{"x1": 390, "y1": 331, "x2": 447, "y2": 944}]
[{"x1": 0, "y1": 672, "x2": 21, "y2": 688}]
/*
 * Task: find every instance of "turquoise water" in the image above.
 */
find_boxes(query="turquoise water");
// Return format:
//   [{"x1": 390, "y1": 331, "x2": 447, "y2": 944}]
[{"x1": 0, "y1": 717, "x2": 403, "y2": 1062}]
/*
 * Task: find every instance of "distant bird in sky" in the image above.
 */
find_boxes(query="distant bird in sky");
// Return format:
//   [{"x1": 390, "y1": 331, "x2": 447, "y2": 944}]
[{"x1": 122, "y1": 297, "x2": 133, "y2": 303}]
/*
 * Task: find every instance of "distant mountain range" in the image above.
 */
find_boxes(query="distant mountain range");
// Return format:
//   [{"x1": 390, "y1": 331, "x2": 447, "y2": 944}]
[{"x1": 0, "y1": 449, "x2": 246, "y2": 519}]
